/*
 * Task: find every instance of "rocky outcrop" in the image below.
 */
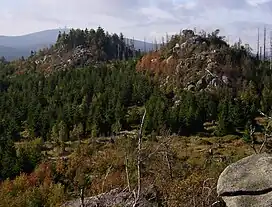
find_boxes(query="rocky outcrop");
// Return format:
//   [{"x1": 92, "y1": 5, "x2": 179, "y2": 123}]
[
  {"x1": 137, "y1": 29, "x2": 254, "y2": 93},
  {"x1": 16, "y1": 45, "x2": 95, "y2": 74},
  {"x1": 217, "y1": 153, "x2": 272, "y2": 207},
  {"x1": 62, "y1": 188, "x2": 159, "y2": 207}
]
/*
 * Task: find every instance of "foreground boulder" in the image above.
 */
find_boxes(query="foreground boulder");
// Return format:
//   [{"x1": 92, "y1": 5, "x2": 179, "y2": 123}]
[{"x1": 217, "y1": 153, "x2": 272, "y2": 207}]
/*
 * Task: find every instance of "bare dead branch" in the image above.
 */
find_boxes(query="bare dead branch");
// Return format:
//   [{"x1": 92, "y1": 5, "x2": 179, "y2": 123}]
[
  {"x1": 251, "y1": 142, "x2": 258, "y2": 154},
  {"x1": 144, "y1": 137, "x2": 172, "y2": 161},
  {"x1": 201, "y1": 178, "x2": 214, "y2": 196},
  {"x1": 200, "y1": 178, "x2": 218, "y2": 206},
  {"x1": 211, "y1": 201, "x2": 221, "y2": 206},
  {"x1": 165, "y1": 151, "x2": 173, "y2": 180},
  {"x1": 205, "y1": 68, "x2": 217, "y2": 77},
  {"x1": 259, "y1": 133, "x2": 268, "y2": 153},
  {"x1": 125, "y1": 154, "x2": 131, "y2": 192},
  {"x1": 101, "y1": 165, "x2": 112, "y2": 193},
  {"x1": 256, "y1": 110, "x2": 272, "y2": 153},
  {"x1": 133, "y1": 108, "x2": 146, "y2": 207},
  {"x1": 249, "y1": 124, "x2": 258, "y2": 154},
  {"x1": 258, "y1": 110, "x2": 272, "y2": 119}
]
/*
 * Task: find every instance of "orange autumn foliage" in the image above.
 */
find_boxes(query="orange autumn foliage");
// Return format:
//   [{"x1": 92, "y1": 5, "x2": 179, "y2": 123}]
[
  {"x1": 136, "y1": 51, "x2": 178, "y2": 75},
  {"x1": 0, "y1": 161, "x2": 65, "y2": 207}
]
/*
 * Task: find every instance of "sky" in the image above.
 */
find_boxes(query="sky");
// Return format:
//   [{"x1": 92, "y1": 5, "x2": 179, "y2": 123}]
[{"x1": 0, "y1": 0, "x2": 272, "y2": 51}]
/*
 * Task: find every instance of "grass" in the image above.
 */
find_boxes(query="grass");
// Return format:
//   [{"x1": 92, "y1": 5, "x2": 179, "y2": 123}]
[
  {"x1": 13, "y1": 120, "x2": 265, "y2": 206},
  {"x1": 38, "y1": 132, "x2": 255, "y2": 169},
  {"x1": 49, "y1": 133, "x2": 254, "y2": 206}
]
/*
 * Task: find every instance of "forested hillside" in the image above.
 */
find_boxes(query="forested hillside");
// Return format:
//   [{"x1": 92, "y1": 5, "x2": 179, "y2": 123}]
[
  {"x1": 14, "y1": 27, "x2": 142, "y2": 74},
  {"x1": 1, "y1": 27, "x2": 272, "y2": 206}
]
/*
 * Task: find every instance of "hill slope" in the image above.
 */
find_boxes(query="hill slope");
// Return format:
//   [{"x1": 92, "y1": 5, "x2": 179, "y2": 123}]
[
  {"x1": 0, "y1": 29, "x2": 69, "y2": 60},
  {"x1": 0, "y1": 29, "x2": 68, "y2": 49},
  {"x1": 0, "y1": 45, "x2": 30, "y2": 60}
]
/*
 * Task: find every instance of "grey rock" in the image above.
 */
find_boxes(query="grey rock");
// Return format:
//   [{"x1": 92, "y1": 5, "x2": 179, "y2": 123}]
[
  {"x1": 211, "y1": 78, "x2": 219, "y2": 87},
  {"x1": 207, "y1": 62, "x2": 214, "y2": 69},
  {"x1": 182, "y1": 29, "x2": 195, "y2": 37},
  {"x1": 43, "y1": 55, "x2": 48, "y2": 62},
  {"x1": 205, "y1": 74, "x2": 213, "y2": 84},
  {"x1": 207, "y1": 58, "x2": 213, "y2": 64},
  {"x1": 187, "y1": 84, "x2": 195, "y2": 91},
  {"x1": 180, "y1": 42, "x2": 187, "y2": 48},
  {"x1": 166, "y1": 55, "x2": 173, "y2": 64},
  {"x1": 196, "y1": 77, "x2": 206, "y2": 89},
  {"x1": 222, "y1": 75, "x2": 229, "y2": 85},
  {"x1": 217, "y1": 153, "x2": 272, "y2": 207},
  {"x1": 174, "y1": 100, "x2": 181, "y2": 106},
  {"x1": 62, "y1": 188, "x2": 159, "y2": 207},
  {"x1": 174, "y1": 43, "x2": 180, "y2": 48}
]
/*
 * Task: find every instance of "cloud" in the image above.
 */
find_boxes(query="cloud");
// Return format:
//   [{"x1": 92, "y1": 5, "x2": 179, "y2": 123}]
[
  {"x1": 0, "y1": 0, "x2": 272, "y2": 51},
  {"x1": 247, "y1": 0, "x2": 271, "y2": 6}
]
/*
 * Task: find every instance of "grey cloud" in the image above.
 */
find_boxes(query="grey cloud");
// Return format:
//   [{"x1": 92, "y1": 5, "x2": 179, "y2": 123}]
[
  {"x1": 197, "y1": 0, "x2": 249, "y2": 9},
  {"x1": 0, "y1": 0, "x2": 272, "y2": 51}
]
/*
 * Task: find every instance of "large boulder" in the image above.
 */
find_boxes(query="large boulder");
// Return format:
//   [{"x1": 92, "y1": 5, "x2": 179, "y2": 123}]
[{"x1": 217, "y1": 153, "x2": 272, "y2": 207}]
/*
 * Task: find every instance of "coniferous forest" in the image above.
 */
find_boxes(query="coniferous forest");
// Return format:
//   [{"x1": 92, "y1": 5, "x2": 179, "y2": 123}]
[{"x1": 1, "y1": 27, "x2": 272, "y2": 206}]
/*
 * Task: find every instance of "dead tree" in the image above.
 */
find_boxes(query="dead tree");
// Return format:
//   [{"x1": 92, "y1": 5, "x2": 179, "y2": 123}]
[
  {"x1": 257, "y1": 28, "x2": 260, "y2": 59},
  {"x1": 101, "y1": 165, "x2": 112, "y2": 193},
  {"x1": 76, "y1": 172, "x2": 92, "y2": 207},
  {"x1": 144, "y1": 37, "x2": 146, "y2": 53},
  {"x1": 248, "y1": 124, "x2": 257, "y2": 154},
  {"x1": 270, "y1": 31, "x2": 272, "y2": 70},
  {"x1": 163, "y1": 141, "x2": 173, "y2": 180},
  {"x1": 144, "y1": 135, "x2": 173, "y2": 178},
  {"x1": 80, "y1": 188, "x2": 85, "y2": 207},
  {"x1": 125, "y1": 153, "x2": 131, "y2": 192},
  {"x1": 264, "y1": 26, "x2": 267, "y2": 60},
  {"x1": 162, "y1": 36, "x2": 165, "y2": 47},
  {"x1": 166, "y1": 33, "x2": 169, "y2": 44},
  {"x1": 249, "y1": 110, "x2": 272, "y2": 154},
  {"x1": 133, "y1": 108, "x2": 146, "y2": 206},
  {"x1": 154, "y1": 38, "x2": 158, "y2": 51}
]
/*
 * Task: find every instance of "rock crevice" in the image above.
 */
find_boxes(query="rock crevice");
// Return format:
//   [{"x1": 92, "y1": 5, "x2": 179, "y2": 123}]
[{"x1": 220, "y1": 187, "x2": 272, "y2": 197}]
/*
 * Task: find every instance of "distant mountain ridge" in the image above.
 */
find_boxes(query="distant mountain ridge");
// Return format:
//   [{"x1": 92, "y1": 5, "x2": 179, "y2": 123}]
[{"x1": 0, "y1": 29, "x2": 155, "y2": 61}]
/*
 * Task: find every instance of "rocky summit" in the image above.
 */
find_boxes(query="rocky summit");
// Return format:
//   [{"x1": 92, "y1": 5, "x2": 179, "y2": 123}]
[{"x1": 137, "y1": 29, "x2": 256, "y2": 93}]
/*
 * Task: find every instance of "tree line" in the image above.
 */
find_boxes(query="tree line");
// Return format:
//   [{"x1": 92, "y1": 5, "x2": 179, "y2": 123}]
[{"x1": 56, "y1": 27, "x2": 142, "y2": 61}]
